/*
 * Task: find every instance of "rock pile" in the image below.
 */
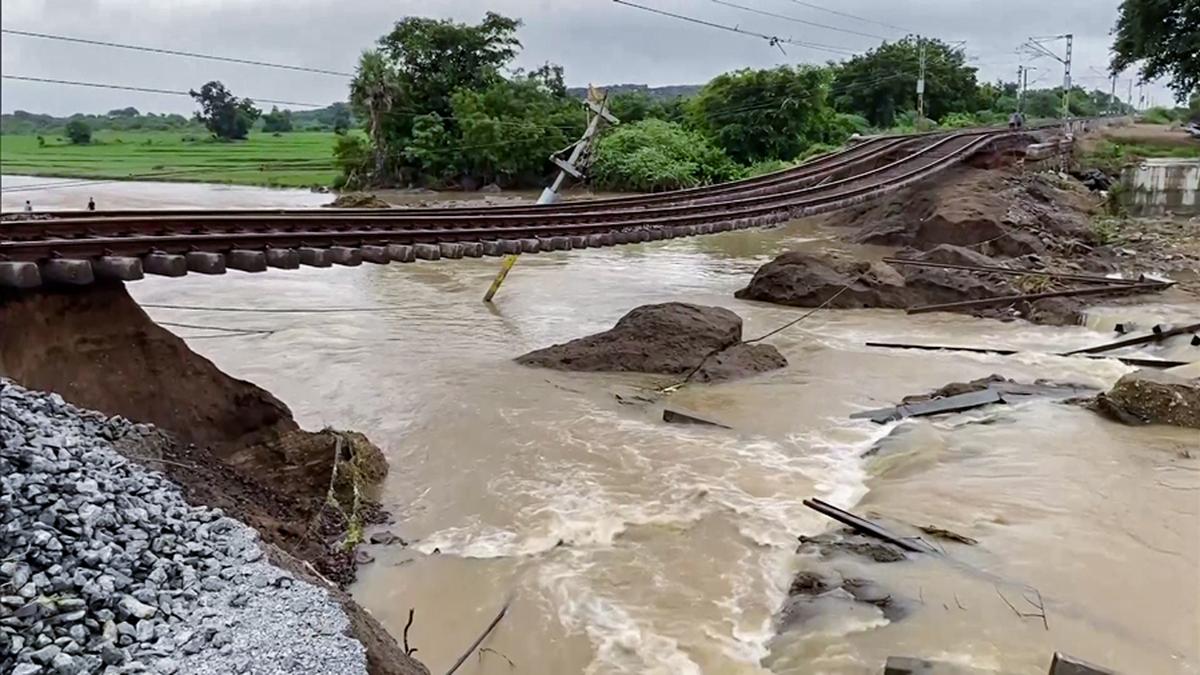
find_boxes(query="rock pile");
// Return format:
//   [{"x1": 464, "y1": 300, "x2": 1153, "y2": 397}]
[
  {"x1": 1092, "y1": 370, "x2": 1200, "y2": 429},
  {"x1": 515, "y1": 302, "x2": 787, "y2": 383},
  {"x1": 0, "y1": 379, "x2": 368, "y2": 675}
]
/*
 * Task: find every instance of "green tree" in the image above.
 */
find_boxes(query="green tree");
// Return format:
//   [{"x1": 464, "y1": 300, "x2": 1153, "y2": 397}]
[
  {"x1": 332, "y1": 133, "x2": 371, "y2": 189},
  {"x1": 349, "y1": 50, "x2": 400, "y2": 176},
  {"x1": 445, "y1": 70, "x2": 584, "y2": 188},
  {"x1": 261, "y1": 106, "x2": 294, "y2": 133},
  {"x1": 332, "y1": 106, "x2": 352, "y2": 134},
  {"x1": 1110, "y1": 0, "x2": 1200, "y2": 102},
  {"x1": 346, "y1": 13, "x2": 582, "y2": 188},
  {"x1": 592, "y1": 119, "x2": 742, "y2": 192},
  {"x1": 688, "y1": 65, "x2": 845, "y2": 164},
  {"x1": 189, "y1": 81, "x2": 260, "y2": 140},
  {"x1": 832, "y1": 38, "x2": 980, "y2": 128},
  {"x1": 607, "y1": 91, "x2": 667, "y2": 124},
  {"x1": 64, "y1": 119, "x2": 91, "y2": 144}
]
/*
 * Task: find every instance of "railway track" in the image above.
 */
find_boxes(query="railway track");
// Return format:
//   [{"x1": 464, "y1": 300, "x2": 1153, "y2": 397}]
[{"x1": 0, "y1": 127, "x2": 1040, "y2": 288}]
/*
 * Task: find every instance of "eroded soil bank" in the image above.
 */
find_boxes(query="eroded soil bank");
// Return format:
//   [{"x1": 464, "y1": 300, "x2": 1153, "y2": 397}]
[
  {"x1": 738, "y1": 162, "x2": 1200, "y2": 324},
  {"x1": 0, "y1": 282, "x2": 427, "y2": 675}
]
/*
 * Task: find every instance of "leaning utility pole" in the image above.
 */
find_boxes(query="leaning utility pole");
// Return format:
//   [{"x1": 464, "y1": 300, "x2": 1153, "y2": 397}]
[{"x1": 483, "y1": 86, "x2": 618, "y2": 303}]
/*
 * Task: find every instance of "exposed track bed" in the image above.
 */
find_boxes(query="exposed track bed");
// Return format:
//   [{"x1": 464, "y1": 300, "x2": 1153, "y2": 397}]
[{"x1": 0, "y1": 128, "x2": 1038, "y2": 287}]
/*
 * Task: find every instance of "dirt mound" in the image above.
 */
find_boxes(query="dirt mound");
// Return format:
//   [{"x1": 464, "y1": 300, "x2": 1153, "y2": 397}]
[
  {"x1": 326, "y1": 192, "x2": 392, "y2": 208},
  {"x1": 828, "y1": 167, "x2": 1097, "y2": 258},
  {"x1": 0, "y1": 283, "x2": 295, "y2": 448},
  {"x1": 1092, "y1": 370, "x2": 1200, "y2": 428},
  {"x1": 516, "y1": 302, "x2": 787, "y2": 382},
  {"x1": 734, "y1": 249, "x2": 1015, "y2": 312}
]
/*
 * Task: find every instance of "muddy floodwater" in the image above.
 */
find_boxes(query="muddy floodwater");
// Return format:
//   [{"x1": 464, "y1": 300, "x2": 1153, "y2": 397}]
[{"x1": 10, "y1": 178, "x2": 1199, "y2": 674}]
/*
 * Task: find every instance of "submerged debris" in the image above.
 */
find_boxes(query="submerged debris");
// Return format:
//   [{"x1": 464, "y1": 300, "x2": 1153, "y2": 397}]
[
  {"x1": 852, "y1": 374, "x2": 1095, "y2": 424},
  {"x1": 324, "y1": 192, "x2": 392, "y2": 209},
  {"x1": 917, "y1": 525, "x2": 978, "y2": 546},
  {"x1": 661, "y1": 408, "x2": 731, "y2": 428}
]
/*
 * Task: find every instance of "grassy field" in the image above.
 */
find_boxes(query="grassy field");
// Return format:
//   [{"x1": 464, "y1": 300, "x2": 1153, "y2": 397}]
[
  {"x1": 1079, "y1": 123, "x2": 1200, "y2": 173},
  {"x1": 0, "y1": 130, "x2": 343, "y2": 188}
]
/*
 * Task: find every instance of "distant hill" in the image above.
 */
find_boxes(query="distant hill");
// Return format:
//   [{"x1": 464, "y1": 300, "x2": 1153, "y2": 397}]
[
  {"x1": 1, "y1": 103, "x2": 355, "y2": 135},
  {"x1": 566, "y1": 84, "x2": 702, "y2": 100}
]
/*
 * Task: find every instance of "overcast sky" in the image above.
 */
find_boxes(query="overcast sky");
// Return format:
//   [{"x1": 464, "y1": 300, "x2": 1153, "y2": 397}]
[{"x1": 0, "y1": 0, "x2": 1177, "y2": 116}]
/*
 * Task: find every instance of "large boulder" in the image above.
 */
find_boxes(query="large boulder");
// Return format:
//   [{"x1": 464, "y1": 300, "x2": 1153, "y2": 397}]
[
  {"x1": 1092, "y1": 370, "x2": 1200, "y2": 428},
  {"x1": 515, "y1": 302, "x2": 786, "y2": 382}
]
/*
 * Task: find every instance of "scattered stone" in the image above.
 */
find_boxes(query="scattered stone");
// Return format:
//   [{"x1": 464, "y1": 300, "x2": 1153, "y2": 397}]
[
  {"x1": 1091, "y1": 370, "x2": 1200, "y2": 428},
  {"x1": 323, "y1": 192, "x2": 391, "y2": 209},
  {"x1": 0, "y1": 379, "x2": 370, "y2": 675},
  {"x1": 367, "y1": 531, "x2": 407, "y2": 546}
]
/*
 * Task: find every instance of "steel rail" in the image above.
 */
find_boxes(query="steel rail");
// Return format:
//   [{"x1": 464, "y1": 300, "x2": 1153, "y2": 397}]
[
  {"x1": 5, "y1": 134, "x2": 920, "y2": 220},
  {"x1": 2, "y1": 132, "x2": 1006, "y2": 261},
  {"x1": 1, "y1": 131, "x2": 997, "y2": 244}
]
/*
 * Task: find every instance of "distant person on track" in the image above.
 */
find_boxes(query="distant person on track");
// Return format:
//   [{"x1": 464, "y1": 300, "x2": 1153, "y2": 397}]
[
  {"x1": 87, "y1": 197, "x2": 96, "y2": 211},
  {"x1": 1008, "y1": 112, "x2": 1025, "y2": 130},
  {"x1": 24, "y1": 200, "x2": 32, "y2": 213}
]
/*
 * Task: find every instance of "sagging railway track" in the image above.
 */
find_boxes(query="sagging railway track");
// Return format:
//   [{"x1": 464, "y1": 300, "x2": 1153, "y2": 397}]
[{"x1": 0, "y1": 127, "x2": 1042, "y2": 288}]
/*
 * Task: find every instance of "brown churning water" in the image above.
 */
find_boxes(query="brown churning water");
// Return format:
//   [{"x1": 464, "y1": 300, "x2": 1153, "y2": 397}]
[{"x1": 13, "y1": 176, "x2": 1196, "y2": 674}]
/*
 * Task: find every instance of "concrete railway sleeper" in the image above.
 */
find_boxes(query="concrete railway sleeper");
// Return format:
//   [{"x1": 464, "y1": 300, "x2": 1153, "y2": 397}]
[
  {"x1": 13, "y1": 120, "x2": 1069, "y2": 223},
  {"x1": 1, "y1": 131, "x2": 1034, "y2": 287},
  {"x1": 0, "y1": 130, "x2": 1015, "y2": 244},
  {"x1": 9, "y1": 134, "x2": 920, "y2": 223}
]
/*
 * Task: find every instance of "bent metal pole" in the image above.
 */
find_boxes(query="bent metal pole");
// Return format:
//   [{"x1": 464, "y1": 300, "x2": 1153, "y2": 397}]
[{"x1": 483, "y1": 88, "x2": 618, "y2": 303}]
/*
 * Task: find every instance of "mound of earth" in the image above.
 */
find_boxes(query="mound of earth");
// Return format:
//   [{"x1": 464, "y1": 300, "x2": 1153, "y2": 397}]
[
  {"x1": 824, "y1": 166, "x2": 1098, "y2": 258},
  {"x1": 325, "y1": 192, "x2": 392, "y2": 208},
  {"x1": 735, "y1": 245, "x2": 1109, "y2": 326},
  {"x1": 1091, "y1": 370, "x2": 1200, "y2": 428},
  {"x1": 515, "y1": 302, "x2": 787, "y2": 382},
  {"x1": 0, "y1": 283, "x2": 294, "y2": 448},
  {"x1": 734, "y1": 247, "x2": 1015, "y2": 309}
]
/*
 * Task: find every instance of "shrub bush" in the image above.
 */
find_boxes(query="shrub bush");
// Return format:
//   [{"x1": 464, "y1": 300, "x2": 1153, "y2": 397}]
[{"x1": 592, "y1": 120, "x2": 742, "y2": 192}]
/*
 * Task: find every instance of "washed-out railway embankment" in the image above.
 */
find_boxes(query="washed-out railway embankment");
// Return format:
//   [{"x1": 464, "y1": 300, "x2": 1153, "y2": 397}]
[{"x1": 0, "y1": 126, "x2": 1063, "y2": 288}]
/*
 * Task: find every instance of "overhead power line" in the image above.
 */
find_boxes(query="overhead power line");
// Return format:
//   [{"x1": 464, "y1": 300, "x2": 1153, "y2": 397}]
[
  {"x1": 778, "y1": 0, "x2": 912, "y2": 34},
  {"x1": 1, "y1": 74, "x2": 329, "y2": 108},
  {"x1": 706, "y1": 0, "x2": 888, "y2": 42},
  {"x1": 611, "y1": 0, "x2": 858, "y2": 56},
  {"x1": 1, "y1": 29, "x2": 353, "y2": 77}
]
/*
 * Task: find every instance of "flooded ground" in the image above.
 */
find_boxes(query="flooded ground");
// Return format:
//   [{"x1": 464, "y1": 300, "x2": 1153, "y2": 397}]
[
  {"x1": 9, "y1": 177, "x2": 1198, "y2": 674},
  {"x1": 0, "y1": 174, "x2": 625, "y2": 211}
]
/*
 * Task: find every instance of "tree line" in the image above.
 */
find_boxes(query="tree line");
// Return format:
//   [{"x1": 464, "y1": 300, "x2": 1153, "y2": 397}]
[{"x1": 336, "y1": 10, "x2": 1195, "y2": 193}]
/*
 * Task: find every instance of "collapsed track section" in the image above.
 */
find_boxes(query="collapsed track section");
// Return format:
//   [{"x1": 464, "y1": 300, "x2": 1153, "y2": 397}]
[{"x1": 0, "y1": 128, "x2": 1035, "y2": 288}]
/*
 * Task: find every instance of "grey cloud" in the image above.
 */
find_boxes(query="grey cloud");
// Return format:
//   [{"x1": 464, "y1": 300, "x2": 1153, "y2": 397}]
[{"x1": 0, "y1": 0, "x2": 1177, "y2": 116}]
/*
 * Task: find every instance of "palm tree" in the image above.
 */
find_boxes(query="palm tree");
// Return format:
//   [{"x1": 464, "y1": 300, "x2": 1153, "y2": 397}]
[{"x1": 350, "y1": 50, "x2": 398, "y2": 181}]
